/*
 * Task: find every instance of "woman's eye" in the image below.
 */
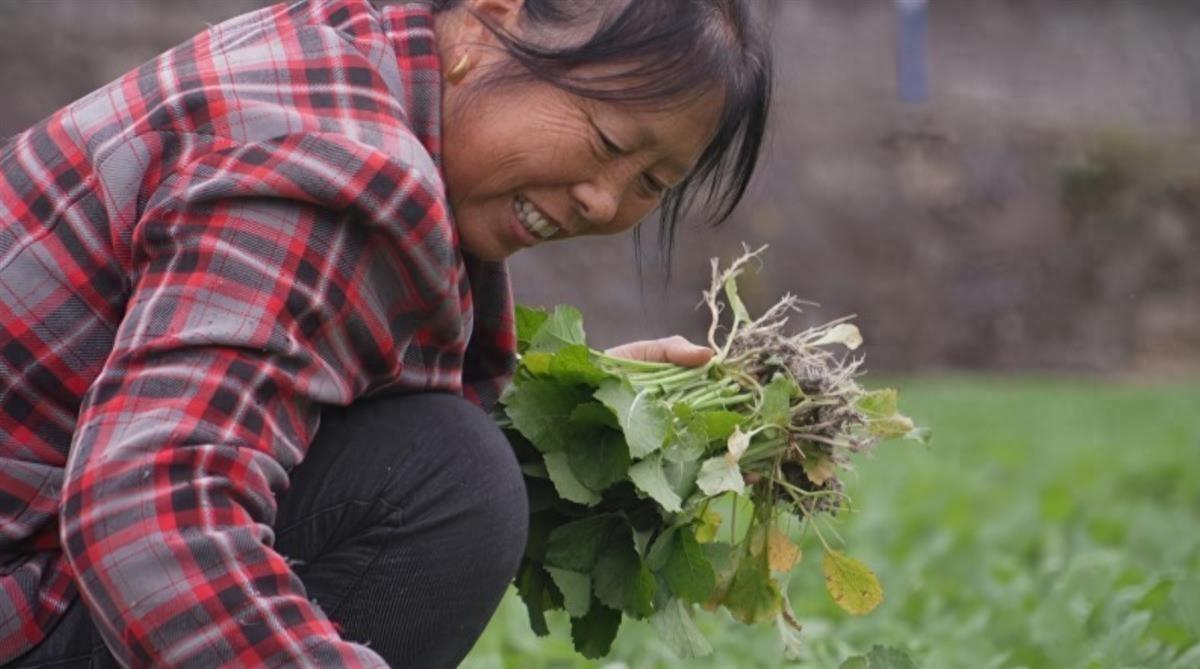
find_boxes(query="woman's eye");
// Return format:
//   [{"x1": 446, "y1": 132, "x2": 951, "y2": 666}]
[
  {"x1": 640, "y1": 174, "x2": 667, "y2": 197},
  {"x1": 597, "y1": 129, "x2": 622, "y2": 156}
]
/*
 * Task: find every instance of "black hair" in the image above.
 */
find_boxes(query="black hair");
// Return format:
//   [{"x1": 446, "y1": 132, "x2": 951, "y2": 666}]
[{"x1": 431, "y1": 0, "x2": 773, "y2": 267}]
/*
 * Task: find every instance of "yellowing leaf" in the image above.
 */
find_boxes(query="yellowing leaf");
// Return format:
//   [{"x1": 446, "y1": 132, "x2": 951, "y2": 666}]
[
  {"x1": 869, "y1": 415, "x2": 916, "y2": 440},
  {"x1": 694, "y1": 510, "x2": 722, "y2": 543},
  {"x1": 822, "y1": 551, "x2": 883, "y2": 615},
  {"x1": 802, "y1": 454, "x2": 837, "y2": 486},
  {"x1": 767, "y1": 527, "x2": 802, "y2": 572}
]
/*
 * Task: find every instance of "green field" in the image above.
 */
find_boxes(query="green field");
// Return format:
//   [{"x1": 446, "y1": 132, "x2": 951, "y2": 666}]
[{"x1": 463, "y1": 378, "x2": 1200, "y2": 669}]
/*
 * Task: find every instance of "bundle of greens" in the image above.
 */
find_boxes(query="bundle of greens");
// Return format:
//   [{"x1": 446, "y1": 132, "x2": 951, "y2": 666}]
[{"x1": 497, "y1": 246, "x2": 927, "y2": 659}]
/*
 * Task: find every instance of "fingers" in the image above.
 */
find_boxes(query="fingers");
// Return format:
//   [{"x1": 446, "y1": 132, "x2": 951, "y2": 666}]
[{"x1": 605, "y1": 335, "x2": 713, "y2": 367}]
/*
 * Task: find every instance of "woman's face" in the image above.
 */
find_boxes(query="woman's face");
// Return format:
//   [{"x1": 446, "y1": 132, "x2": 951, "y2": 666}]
[{"x1": 437, "y1": 4, "x2": 723, "y2": 261}]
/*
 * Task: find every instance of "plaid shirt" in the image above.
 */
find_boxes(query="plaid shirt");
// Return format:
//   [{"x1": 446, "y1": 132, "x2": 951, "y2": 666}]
[{"x1": 0, "y1": 0, "x2": 515, "y2": 665}]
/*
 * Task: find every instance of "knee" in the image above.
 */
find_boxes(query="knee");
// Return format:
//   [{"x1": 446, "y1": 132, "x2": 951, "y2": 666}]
[{"x1": 382, "y1": 393, "x2": 529, "y2": 559}]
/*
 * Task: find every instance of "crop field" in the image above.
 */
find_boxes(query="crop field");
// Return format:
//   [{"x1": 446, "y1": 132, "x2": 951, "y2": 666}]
[{"x1": 463, "y1": 377, "x2": 1200, "y2": 669}]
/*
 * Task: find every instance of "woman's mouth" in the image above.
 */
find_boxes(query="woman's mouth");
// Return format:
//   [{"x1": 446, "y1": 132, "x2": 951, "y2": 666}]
[{"x1": 513, "y1": 196, "x2": 561, "y2": 240}]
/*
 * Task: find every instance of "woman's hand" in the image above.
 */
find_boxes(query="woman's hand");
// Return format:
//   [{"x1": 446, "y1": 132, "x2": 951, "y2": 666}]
[
  {"x1": 604, "y1": 335, "x2": 713, "y2": 367},
  {"x1": 606, "y1": 336, "x2": 764, "y2": 485}
]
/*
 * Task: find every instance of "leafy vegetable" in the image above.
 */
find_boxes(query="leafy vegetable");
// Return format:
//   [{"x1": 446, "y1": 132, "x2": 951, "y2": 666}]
[{"x1": 497, "y1": 246, "x2": 925, "y2": 660}]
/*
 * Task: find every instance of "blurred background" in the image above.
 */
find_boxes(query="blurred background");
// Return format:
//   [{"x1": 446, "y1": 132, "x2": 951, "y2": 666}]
[{"x1": 3, "y1": 1, "x2": 1197, "y2": 667}]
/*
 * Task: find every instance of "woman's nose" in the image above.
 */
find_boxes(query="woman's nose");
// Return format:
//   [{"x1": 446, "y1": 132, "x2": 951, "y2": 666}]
[{"x1": 569, "y1": 179, "x2": 621, "y2": 228}]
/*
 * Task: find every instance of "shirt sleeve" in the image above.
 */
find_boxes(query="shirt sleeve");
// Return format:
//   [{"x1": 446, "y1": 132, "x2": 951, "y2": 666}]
[{"x1": 58, "y1": 134, "x2": 461, "y2": 667}]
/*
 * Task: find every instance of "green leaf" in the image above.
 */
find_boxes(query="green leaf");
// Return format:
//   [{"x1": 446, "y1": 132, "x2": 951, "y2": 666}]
[
  {"x1": 545, "y1": 515, "x2": 621, "y2": 572},
  {"x1": 521, "y1": 351, "x2": 553, "y2": 376},
  {"x1": 595, "y1": 379, "x2": 669, "y2": 458},
  {"x1": 839, "y1": 657, "x2": 870, "y2": 669},
  {"x1": 593, "y1": 524, "x2": 657, "y2": 619},
  {"x1": 515, "y1": 560, "x2": 561, "y2": 636},
  {"x1": 546, "y1": 567, "x2": 592, "y2": 618},
  {"x1": 528, "y1": 304, "x2": 586, "y2": 354},
  {"x1": 544, "y1": 451, "x2": 601, "y2": 506},
  {"x1": 761, "y1": 374, "x2": 794, "y2": 426},
  {"x1": 724, "y1": 275, "x2": 751, "y2": 324},
  {"x1": 661, "y1": 456, "x2": 702, "y2": 502},
  {"x1": 661, "y1": 526, "x2": 717, "y2": 603},
  {"x1": 570, "y1": 402, "x2": 620, "y2": 429},
  {"x1": 697, "y1": 410, "x2": 744, "y2": 441},
  {"x1": 569, "y1": 599, "x2": 622, "y2": 659},
  {"x1": 696, "y1": 455, "x2": 745, "y2": 497},
  {"x1": 515, "y1": 305, "x2": 550, "y2": 354},
  {"x1": 863, "y1": 645, "x2": 918, "y2": 669},
  {"x1": 629, "y1": 454, "x2": 683, "y2": 512},
  {"x1": 549, "y1": 344, "x2": 613, "y2": 386},
  {"x1": 566, "y1": 429, "x2": 631, "y2": 493},
  {"x1": 822, "y1": 550, "x2": 884, "y2": 615},
  {"x1": 723, "y1": 552, "x2": 782, "y2": 624},
  {"x1": 651, "y1": 598, "x2": 714, "y2": 658},
  {"x1": 856, "y1": 389, "x2": 899, "y2": 418},
  {"x1": 505, "y1": 379, "x2": 591, "y2": 453}
]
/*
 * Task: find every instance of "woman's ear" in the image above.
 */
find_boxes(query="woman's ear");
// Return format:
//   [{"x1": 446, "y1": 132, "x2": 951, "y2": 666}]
[{"x1": 465, "y1": 0, "x2": 524, "y2": 32}]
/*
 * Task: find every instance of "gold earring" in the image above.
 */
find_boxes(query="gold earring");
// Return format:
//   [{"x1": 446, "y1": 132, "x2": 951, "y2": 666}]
[{"x1": 445, "y1": 53, "x2": 472, "y2": 84}]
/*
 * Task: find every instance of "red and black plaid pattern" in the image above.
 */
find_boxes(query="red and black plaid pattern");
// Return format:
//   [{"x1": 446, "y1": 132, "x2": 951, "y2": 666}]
[{"x1": 0, "y1": 1, "x2": 515, "y2": 665}]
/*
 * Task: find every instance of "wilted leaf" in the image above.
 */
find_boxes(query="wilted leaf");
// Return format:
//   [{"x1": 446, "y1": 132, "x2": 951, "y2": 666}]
[
  {"x1": 767, "y1": 526, "x2": 802, "y2": 572},
  {"x1": 595, "y1": 379, "x2": 669, "y2": 458},
  {"x1": 724, "y1": 275, "x2": 751, "y2": 324},
  {"x1": 696, "y1": 456, "x2": 746, "y2": 497},
  {"x1": 546, "y1": 567, "x2": 592, "y2": 618},
  {"x1": 812, "y1": 323, "x2": 863, "y2": 350},
  {"x1": 726, "y1": 427, "x2": 751, "y2": 461},
  {"x1": 802, "y1": 454, "x2": 837, "y2": 486},
  {"x1": 822, "y1": 551, "x2": 884, "y2": 615},
  {"x1": 651, "y1": 598, "x2": 714, "y2": 658},
  {"x1": 905, "y1": 426, "x2": 932, "y2": 444},
  {"x1": 869, "y1": 415, "x2": 916, "y2": 440},
  {"x1": 570, "y1": 599, "x2": 622, "y2": 659},
  {"x1": 856, "y1": 389, "x2": 899, "y2": 418},
  {"x1": 700, "y1": 542, "x2": 737, "y2": 611},
  {"x1": 528, "y1": 304, "x2": 586, "y2": 354},
  {"x1": 723, "y1": 553, "x2": 782, "y2": 624},
  {"x1": 544, "y1": 451, "x2": 601, "y2": 506},
  {"x1": 777, "y1": 595, "x2": 805, "y2": 660},
  {"x1": 629, "y1": 454, "x2": 684, "y2": 512}
]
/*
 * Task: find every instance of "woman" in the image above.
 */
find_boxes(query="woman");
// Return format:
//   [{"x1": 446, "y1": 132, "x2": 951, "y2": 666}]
[{"x1": 0, "y1": 0, "x2": 770, "y2": 666}]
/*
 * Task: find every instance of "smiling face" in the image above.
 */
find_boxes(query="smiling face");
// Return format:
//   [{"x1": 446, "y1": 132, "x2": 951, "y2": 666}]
[{"x1": 435, "y1": 3, "x2": 724, "y2": 261}]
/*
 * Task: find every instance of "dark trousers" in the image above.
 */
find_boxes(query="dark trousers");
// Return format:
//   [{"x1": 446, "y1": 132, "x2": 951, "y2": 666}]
[{"x1": 9, "y1": 393, "x2": 529, "y2": 668}]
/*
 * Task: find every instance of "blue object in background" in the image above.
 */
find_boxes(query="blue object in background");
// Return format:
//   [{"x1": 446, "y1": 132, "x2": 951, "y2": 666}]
[{"x1": 896, "y1": 0, "x2": 930, "y2": 104}]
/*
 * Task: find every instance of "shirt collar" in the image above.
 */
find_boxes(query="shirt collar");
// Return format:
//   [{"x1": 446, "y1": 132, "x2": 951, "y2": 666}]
[{"x1": 380, "y1": 2, "x2": 444, "y2": 168}]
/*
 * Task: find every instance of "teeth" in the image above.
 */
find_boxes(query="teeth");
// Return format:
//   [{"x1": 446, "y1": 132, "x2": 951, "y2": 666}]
[{"x1": 514, "y1": 197, "x2": 558, "y2": 240}]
